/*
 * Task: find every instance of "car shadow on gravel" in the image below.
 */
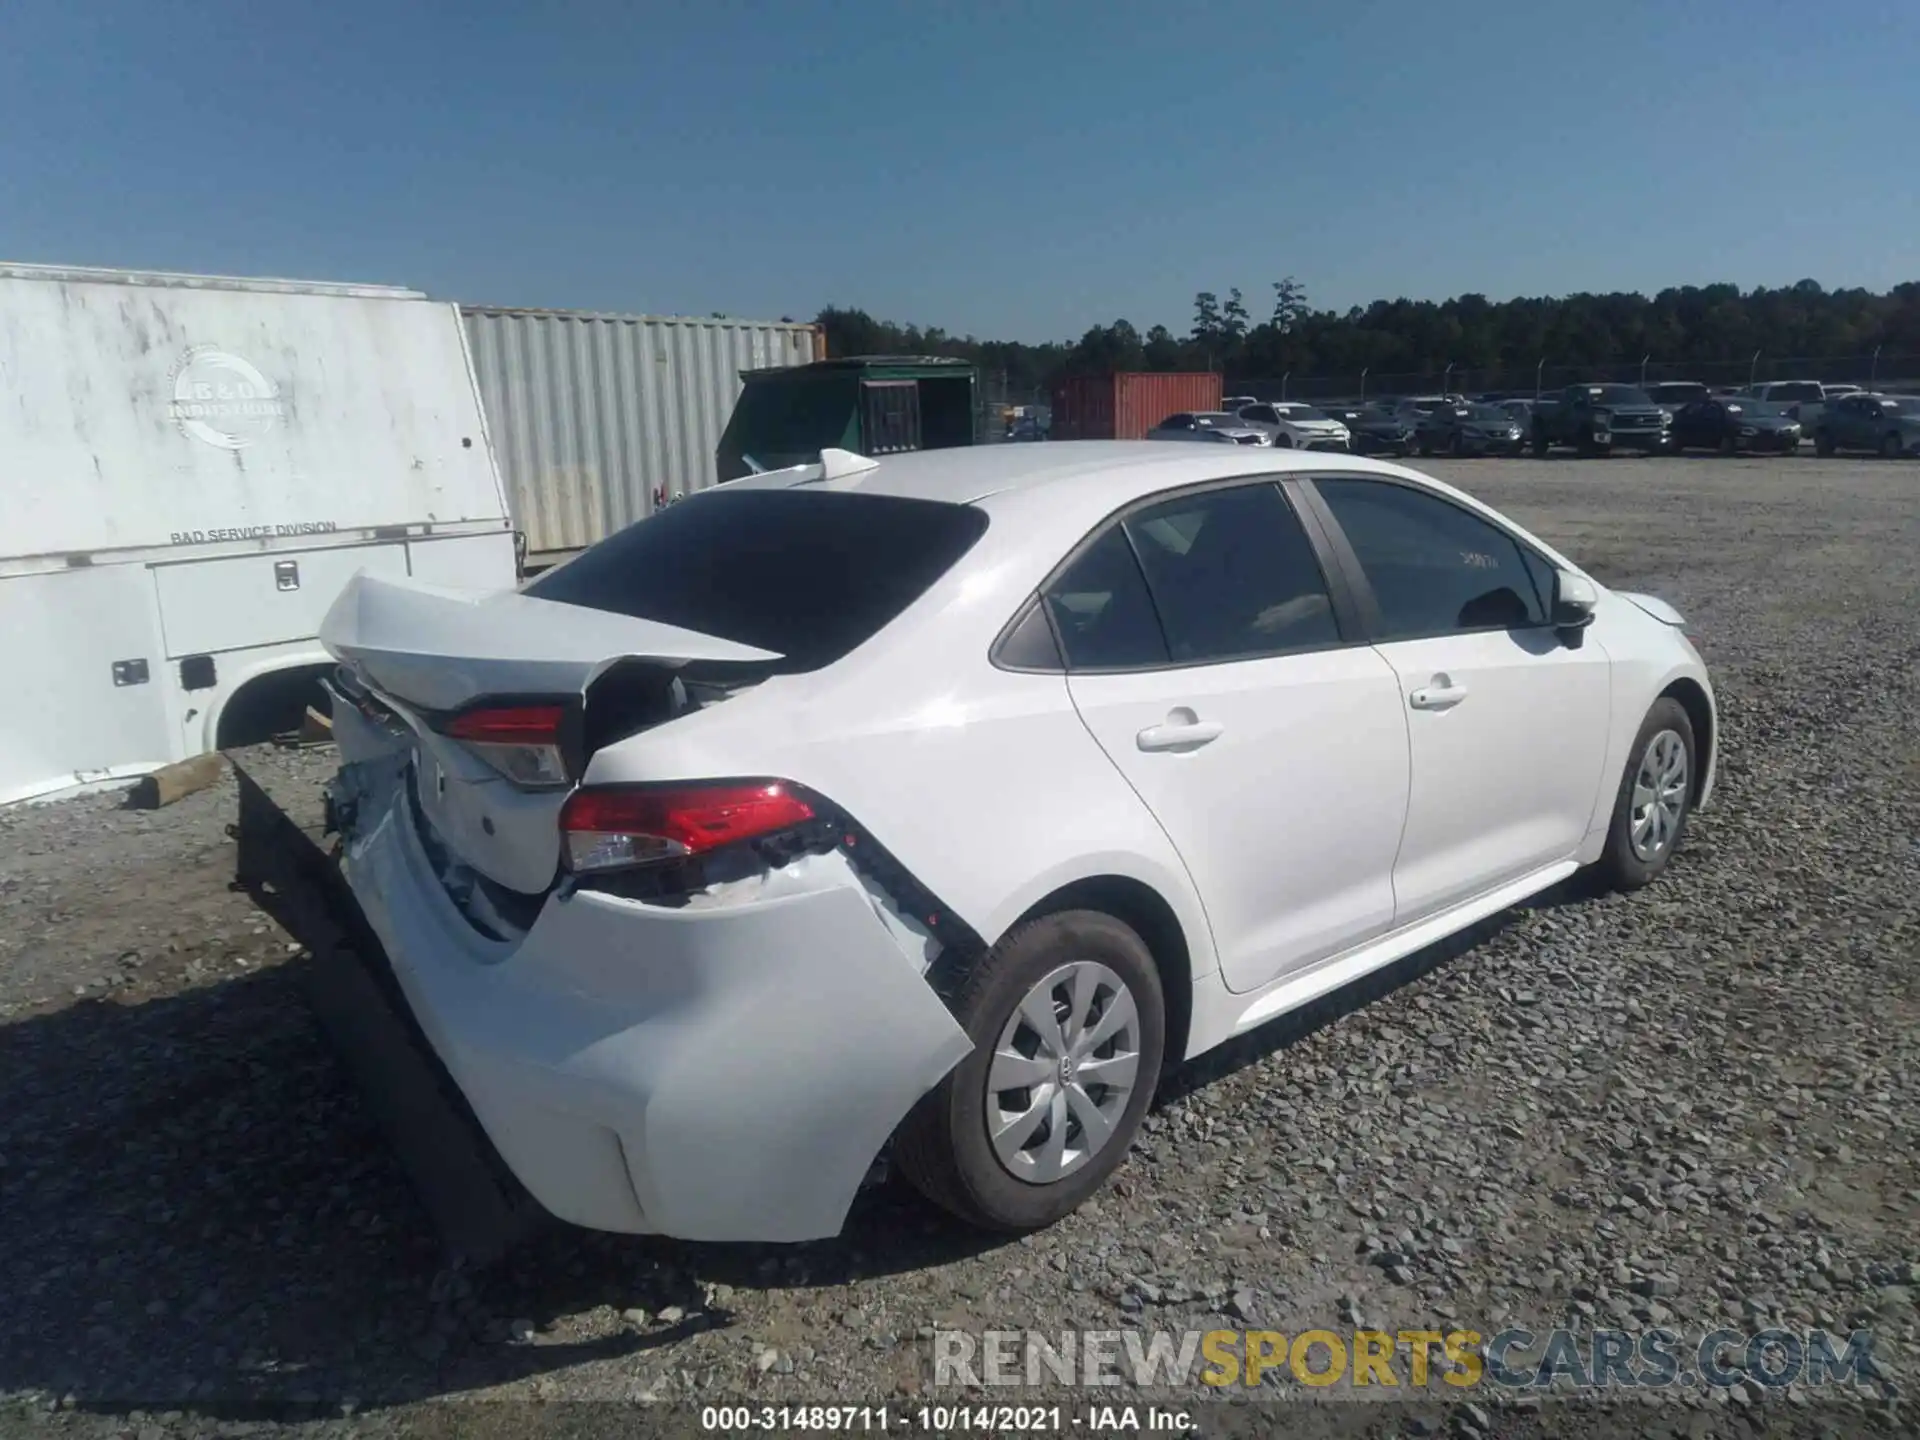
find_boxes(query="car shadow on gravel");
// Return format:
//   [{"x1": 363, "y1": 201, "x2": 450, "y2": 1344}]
[
  {"x1": 0, "y1": 948, "x2": 1007, "y2": 1419},
  {"x1": 0, "y1": 858, "x2": 1602, "y2": 1420},
  {"x1": 1155, "y1": 875, "x2": 1593, "y2": 1106}
]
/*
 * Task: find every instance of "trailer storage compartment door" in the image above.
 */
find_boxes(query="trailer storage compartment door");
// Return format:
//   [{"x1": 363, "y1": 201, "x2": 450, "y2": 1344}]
[
  {"x1": 2, "y1": 567, "x2": 174, "y2": 805},
  {"x1": 151, "y1": 545, "x2": 413, "y2": 658}
]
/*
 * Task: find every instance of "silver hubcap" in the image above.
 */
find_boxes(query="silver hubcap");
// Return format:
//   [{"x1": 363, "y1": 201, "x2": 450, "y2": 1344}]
[
  {"x1": 1629, "y1": 729, "x2": 1689, "y2": 862},
  {"x1": 987, "y1": 961, "x2": 1140, "y2": 1185}
]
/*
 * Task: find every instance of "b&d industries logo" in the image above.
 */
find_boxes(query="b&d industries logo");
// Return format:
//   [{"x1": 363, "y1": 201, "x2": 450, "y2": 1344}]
[{"x1": 167, "y1": 345, "x2": 285, "y2": 450}]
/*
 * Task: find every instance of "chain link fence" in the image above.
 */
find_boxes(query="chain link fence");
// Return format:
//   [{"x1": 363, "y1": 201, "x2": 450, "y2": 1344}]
[{"x1": 1226, "y1": 354, "x2": 1920, "y2": 404}]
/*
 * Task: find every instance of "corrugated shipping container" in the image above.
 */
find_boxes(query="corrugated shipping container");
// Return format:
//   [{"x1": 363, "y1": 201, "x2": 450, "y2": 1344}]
[
  {"x1": 1049, "y1": 372, "x2": 1223, "y2": 441},
  {"x1": 462, "y1": 307, "x2": 823, "y2": 559}
]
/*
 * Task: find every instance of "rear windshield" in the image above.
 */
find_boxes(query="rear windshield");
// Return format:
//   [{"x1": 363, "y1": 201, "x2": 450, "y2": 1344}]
[{"x1": 524, "y1": 488, "x2": 989, "y2": 673}]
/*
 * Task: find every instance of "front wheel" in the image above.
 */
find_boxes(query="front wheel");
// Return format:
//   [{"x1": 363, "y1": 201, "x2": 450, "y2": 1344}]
[
  {"x1": 1816, "y1": 431, "x2": 1836, "y2": 456},
  {"x1": 1593, "y1": 698, "x2": 1696, "y2": 891},
  {"x1": 1275, "y1": 434, "x2": 1293, "y2": 449},
  {"x1": 893, "y1": 910, "x2": 1165, "y2": 1232}
]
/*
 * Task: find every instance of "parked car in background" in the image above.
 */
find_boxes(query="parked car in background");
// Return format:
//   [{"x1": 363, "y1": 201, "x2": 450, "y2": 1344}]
[
  {"x1": 1815, "y1": 392, "x2": 1920, "y2": 457},
  {"x1": 1531, "y1": 384, "x2": 1671, "y2": 457},
  {"x1": 1667, "y1": 396, "x2": 1802, "y2": 454},
  {"x1": 1316, "y1": 403, "x2": 1416, "y2": 456},
  {"x1": 1496, "y1": 399, "x2": 1535, "y2": 427},
  {"x1": 1645, "y1": 381, "x2": 1712, "y2": 416},
  {"x1": 320, "y1": 440, "x2": 1716, "y2": 1240},
  {"x1": 1235, "y1": 401, "x2": 1352, "y2": 451},
  {"x1": 1221, "y1": 395, "x2": 1260, "y2": 412},
  {"x1": 1418, "y1": 402, "x2": 1527, "y2": 457},
  {"x1": 1375, "y1": 396, "x2": 1461, "y2": 434},
  {"x1": 1738, "y1": 380, "x2": 1831, "y2": 432},
  {"x1": 1146, "y1": 412, "x2": 1272, "y2": 446}
]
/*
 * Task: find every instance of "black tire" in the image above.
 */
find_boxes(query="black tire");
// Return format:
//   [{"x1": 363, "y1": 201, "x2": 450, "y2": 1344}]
[
  {"x1": 1448, "y1": 431, "x2": 1465, "y2": 457},
  {"x1": 1592, "y1": 697, "x2": 1697, "y2": 892},
  {"x1": 1883, "y1": 432, "x2": 1903, "y2": 459},
  {"x1": 1815, "y1": 431, "x2": 1835, "y2": 457},
  {"x1": 1417, "y1": 437, "x2": 1432, "y2": 457},
  {"x1": 1531, "y1": 431, "x2": 1551, "y2": 457},
  {"x1": 1719, "y1": 432, "x2": 1737, "y2": 456},
  {"x1": 1275, "y1": 434, "x2": 1293, "y2": 449},
  {"x1": 893, "y1": 910, "x2": 1165, "y2": 1233}
]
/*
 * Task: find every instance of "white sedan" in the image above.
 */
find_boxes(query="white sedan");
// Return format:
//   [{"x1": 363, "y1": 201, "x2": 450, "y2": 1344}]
[
  {"x1": 320, "y1": 442, "x2": 1715, "y2": 1241},
  {"x1": 1235, "y1": 400, "x2": 1352, "y2": 451}
]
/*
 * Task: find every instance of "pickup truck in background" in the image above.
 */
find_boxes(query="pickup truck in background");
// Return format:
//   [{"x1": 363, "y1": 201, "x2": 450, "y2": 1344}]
[
  {"x1": 1530, "y1": 383, "x2": 1672, "y2": 457},
  {"x1": 1738, "y1": 379, "x2": 1857, "y2": 433}
]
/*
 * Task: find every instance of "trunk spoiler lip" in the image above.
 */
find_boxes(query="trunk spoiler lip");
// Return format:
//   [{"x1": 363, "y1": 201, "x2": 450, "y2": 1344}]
[{"x1": 320, "y1": 571, "x2": 784, "y2": 714}]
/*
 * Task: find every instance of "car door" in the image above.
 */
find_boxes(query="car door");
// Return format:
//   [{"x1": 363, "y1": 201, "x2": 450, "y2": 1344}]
[
  {"x1": 1694, "y1": 399, "x2": 1728, "y2": 448},
  {"x1": 1302, "y1": 475, "x2": 1613, "y2": 924},
  {"x1": 1829, "y1": 394, "x2": 1865, "y2": 448},
  {"x1": 1049, "y1": 480, "x2": 1410, "y2": 995}
]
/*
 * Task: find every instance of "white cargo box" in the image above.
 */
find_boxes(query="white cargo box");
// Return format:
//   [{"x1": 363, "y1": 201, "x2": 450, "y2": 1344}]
[{"x1": 0, "y1": 263, "x2": 518, "y2": 805}]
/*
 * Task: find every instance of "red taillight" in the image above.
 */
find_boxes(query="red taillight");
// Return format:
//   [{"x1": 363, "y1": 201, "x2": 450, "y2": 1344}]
[
  {"x1": 443, "y1": 705, "x2": 569, "y2": 788},
  {"x1": 559, "y1": 781, "x2": 815, "y2": 874},
  {"x1": 446, "y1": 705, "x2": 566, "y2": 743}
]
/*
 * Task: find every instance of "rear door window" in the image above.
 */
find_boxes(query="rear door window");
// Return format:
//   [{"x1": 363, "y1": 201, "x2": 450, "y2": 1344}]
[
  {"x1": 524, "y1": 489, "x2": 989, "y2": 673},
  {"x1": 1123, "y1": 484, "x2": 1341, "y2": 662}
]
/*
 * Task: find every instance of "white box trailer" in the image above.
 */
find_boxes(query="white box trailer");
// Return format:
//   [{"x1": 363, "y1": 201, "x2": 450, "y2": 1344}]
[{"x1": 0, "y1": 263, "x2": 518, "y2": 806}]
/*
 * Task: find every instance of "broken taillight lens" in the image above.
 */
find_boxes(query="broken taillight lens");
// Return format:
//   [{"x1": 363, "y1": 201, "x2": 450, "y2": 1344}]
[
  {"x1": 443, "y1": 704, "x2": 570, "y2": 788},
  {"x1": 558, "y1": 781, "x2": 815, "y2": 874}
]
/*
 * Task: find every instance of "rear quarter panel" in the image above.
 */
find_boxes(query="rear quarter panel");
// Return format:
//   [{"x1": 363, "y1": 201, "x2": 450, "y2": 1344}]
[{"x1": 584, "y1": 495, "x2": 1223, "y2": 978}]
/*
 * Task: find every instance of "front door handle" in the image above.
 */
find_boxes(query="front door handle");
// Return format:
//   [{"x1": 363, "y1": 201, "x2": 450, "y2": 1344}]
[
  {"x1": 1409, "y1": 676, "x2": 1468, "y2": 712},
  {"x1": 1136, "y1": 711, "x2": 1225, "y2": 752}
]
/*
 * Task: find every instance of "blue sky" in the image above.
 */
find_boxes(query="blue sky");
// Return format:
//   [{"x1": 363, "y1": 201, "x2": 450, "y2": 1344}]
[{"x1": 2, "y1": 0, "x2": 1914, "y2": 342}]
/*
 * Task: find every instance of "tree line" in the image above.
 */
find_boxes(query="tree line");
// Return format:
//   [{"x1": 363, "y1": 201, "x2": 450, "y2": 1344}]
[{"x1": 816, "y1": 277, "x2": 1920, "y2": 396}]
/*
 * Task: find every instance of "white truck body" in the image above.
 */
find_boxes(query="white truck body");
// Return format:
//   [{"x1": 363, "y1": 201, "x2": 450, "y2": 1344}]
[{"x1": 0, "y1": 263, "x2": 517, "y2": 806}]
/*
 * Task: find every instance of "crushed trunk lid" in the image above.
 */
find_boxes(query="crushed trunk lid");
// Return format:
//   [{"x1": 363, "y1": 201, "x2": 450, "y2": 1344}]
[
  {"x1": 321, "y1": 572, "x2": 779, "y2": 712},
  {"x1": 320, "y1": 572, "x2": 781, "y2": 895}
]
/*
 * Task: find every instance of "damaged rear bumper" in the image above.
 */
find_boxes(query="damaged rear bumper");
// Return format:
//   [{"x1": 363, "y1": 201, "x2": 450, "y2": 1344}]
[{"x1": 328, "y1": 753, "x2": 973, "y2": 1243}]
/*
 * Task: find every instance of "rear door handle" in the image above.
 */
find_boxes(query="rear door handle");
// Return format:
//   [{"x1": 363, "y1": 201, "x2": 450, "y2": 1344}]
[
  {"x1": 1136, "y1": 717, "x2": 1225, "y2": 752},
  {"x1": 1409, "y1": 678, "x2": 1468, "y2": 711}
]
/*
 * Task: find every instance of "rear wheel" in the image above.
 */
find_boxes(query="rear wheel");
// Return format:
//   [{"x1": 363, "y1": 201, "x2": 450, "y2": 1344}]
[
  {"x1": 1719, "y1": 432, "x2": 1737, "y2": 456},
  {"x1": 1883, "y1": 432, "x2": 1904, "y2": 459},
  {"x1": 1593, "y1": 698, "x2": 1696, "y2": 892},
  {"x1": 1275, "y1": 434, "x2": 1293, "y2": 449},
  {"x1": 894, "y1": 910, "x2": 1164, "y2": 1233},
  {"x1": 1816, "y1": 431, "x2": 1835, "y2": 456},
  {"x1": 1448, "y1": 431, "x2": 1465, "y2": 457},
  {"x1": 1531, "y1": 431, "x2": 1550, "y2": 457}
]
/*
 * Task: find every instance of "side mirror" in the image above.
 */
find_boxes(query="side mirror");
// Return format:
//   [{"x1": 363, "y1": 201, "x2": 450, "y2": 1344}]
[{"x1": 1552, "y1": 570, "x2": 1598, "y2": 631}]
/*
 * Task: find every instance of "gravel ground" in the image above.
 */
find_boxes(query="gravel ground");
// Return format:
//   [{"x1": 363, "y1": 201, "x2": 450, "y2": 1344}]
[{"x1": 2, "y1": 455, "x2": 1916, "y2": 1440}]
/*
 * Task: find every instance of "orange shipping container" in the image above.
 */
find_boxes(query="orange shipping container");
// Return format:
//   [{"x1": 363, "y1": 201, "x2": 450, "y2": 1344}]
[{"x1": 1049, "y1": 372, "x2": 1224, "y2": 441}]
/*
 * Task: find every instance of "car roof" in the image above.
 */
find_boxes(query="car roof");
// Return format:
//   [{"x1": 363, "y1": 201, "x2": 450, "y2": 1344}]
[
  {"x1": 700, "y1": 441, "x2": 1585, "y2": 587},
  {"x1": 713, "y1": 440, "x2": 1449, "y2": 509}
]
